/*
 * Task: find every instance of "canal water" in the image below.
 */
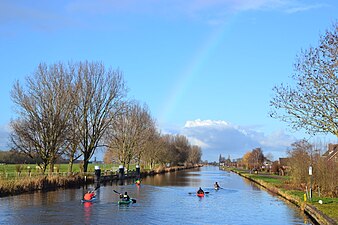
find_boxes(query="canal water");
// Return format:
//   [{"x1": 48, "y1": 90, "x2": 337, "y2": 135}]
[{"x1": 0, "y1": 166, "x2": 314, "y2": 225}]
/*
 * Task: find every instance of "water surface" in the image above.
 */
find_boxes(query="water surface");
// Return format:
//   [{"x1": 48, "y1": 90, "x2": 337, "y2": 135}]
[{"x1": 0, "y1": 166, "x2": 314, "y2": 225}]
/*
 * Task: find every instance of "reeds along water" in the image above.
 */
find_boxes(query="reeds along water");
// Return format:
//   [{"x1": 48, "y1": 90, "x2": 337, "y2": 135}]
[{"x1": 0, "y1": 175, "x2": 85, "y2": 197}]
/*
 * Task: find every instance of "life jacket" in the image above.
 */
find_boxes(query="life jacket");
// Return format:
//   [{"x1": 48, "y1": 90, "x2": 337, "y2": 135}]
[{"x1": 84, "y1": 193, "x2": 92, "y2": 200}]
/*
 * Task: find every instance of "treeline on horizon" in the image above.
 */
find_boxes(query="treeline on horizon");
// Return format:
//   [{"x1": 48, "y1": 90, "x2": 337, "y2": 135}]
[{"x1": 6, "y1": 61, "x2": 202, "y2": 175}]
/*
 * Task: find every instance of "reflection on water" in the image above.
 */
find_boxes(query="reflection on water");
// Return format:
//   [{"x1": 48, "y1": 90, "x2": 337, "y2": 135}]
[
  {"x1": 83, "y1": 202, "x2": 93, "y2": 224},
  {"x1": 143, "y1": 170, "x2": 200, "y2": 187},
  {"x1": 0, "y1": 166, "x2": 315, "y2": 225},
  {"x1": 242, "y1": 177, "x2": 264, "y2": 191}
]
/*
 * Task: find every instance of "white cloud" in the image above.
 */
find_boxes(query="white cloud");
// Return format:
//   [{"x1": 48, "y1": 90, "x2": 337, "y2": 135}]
[
  {"x1": 188, "y1": 136, "x2": 209, "y2": 148},
  {"x1": 284, "y1": 3, "x2": 327, "y2": 14},
  {"x1": 185, "y1": 119, "x2": 229, "y2": 128},
  {"x1": 177, "y1": 119, "x2": 296, "y2": 162}
]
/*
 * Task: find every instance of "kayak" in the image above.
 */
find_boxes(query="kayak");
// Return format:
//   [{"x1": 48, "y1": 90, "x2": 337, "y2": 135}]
[
  {"x1": 197, "y1": 193, "x2": 204, "y2": 197},
  {"x1": 118, "y1": 198, "x2": 136, "y2": 205},
  {"x1": 81, "y1": 197, "x2": 96, "y2": 203}
]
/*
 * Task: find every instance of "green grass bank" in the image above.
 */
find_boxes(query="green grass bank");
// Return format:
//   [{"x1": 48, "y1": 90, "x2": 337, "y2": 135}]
[{"x1": 225, "y1": 168, "x2": 337, "y2": 225}]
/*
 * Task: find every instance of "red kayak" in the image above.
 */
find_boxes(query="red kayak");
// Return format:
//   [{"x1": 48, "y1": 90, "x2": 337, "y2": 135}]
[{"x1": 197, "y1": 193, "x2": 204, "y2": 197}]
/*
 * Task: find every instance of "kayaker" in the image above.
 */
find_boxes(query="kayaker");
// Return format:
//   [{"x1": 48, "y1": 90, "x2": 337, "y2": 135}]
[
  {"x1": 197, "y1": 187, "x2": 204, "y2": 194},
  {"x1": 84, "y1": 191, "x2": 95, "y2": 200},
  {"x1": 214, "y1": 182, "x2": 220, "y2": 189},
  {"x1": 122, "y1": 192, "x2": 130, "y2": 201}
]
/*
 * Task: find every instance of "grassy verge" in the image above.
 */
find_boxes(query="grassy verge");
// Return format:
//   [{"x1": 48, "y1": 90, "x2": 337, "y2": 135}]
[
  {"x1": 0, "y1": 163, "x2": 153, "y2": 180},
  {"x1": 227, "y1": 167, "x2": 338, "y2": 224}
]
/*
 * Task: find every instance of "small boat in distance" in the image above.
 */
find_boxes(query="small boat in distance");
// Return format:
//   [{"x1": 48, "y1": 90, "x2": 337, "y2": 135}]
[{"x1": 214, "y1": 182, "x2": 220, "y2": 190}]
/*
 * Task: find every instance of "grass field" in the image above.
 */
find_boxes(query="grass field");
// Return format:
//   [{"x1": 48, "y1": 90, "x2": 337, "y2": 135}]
[{"x1": 0, "y1": 163, "x2": 142, "y2": 179}]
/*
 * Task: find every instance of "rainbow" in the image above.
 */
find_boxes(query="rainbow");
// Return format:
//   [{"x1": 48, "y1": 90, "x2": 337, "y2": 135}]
[{"x1": 158, "y1": 21, "x2": 233, "y2": 124}]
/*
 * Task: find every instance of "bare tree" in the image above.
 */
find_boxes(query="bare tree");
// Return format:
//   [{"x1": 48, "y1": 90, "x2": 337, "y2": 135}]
[
  {"x1": 133, "y1": 124, "x2": 157, "y2": 166},
  {"x1": 73, "y1": 61, "x2": 126, "y2": 172},
  {"x1": 142, "y1": 131, "x2": 166, "y2": 169},
  {"x1": 270, "y1": 22, "x2": 338, "y2": 136},
  {"x1": 63, "y1": 102, "x2": 82, "y2": 173},
  {"x1": 242, "y1": 151, "x2": 252, "y2": 169},
  {"x1": 251, "y1": 147, "x2": 264, "y2": 170},
  {"x1": 10, "y1": 63, "x2": 74, "y2": 174},
  {"x1": 160, "y1": 134, "x2": 191, "y2": 166},
  {"x1": 174, "y1": 135, "x2": 190, "y2": 164},
  {"x1": 287, "y1": 139, "x2": 312, "y2": 185},
  {"x1": 106, "y1": 101, "x2": 155, "y2": 170},
  {"x1": 315, "y1": 156, "x2": 338, "y2": 197},
  {"x1": 187, "y1": 145, "x2": 202, "y2": 165},
  {"x1": 161, "y1": 134, "x2": 178, "y2": 165},
  {"x1": 133, "y1": 105, "x2": 157, "y2": 166}
]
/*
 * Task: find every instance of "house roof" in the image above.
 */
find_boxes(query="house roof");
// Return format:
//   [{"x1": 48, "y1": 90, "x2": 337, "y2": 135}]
[{"x1": 323, "y1": 143, "x2": 338, "y2": 161}]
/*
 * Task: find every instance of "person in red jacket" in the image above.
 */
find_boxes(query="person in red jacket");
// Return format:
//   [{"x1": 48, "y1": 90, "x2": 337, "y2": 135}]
[{"x1": 84, "y1": 191, "x2": 95, "y2": 200}]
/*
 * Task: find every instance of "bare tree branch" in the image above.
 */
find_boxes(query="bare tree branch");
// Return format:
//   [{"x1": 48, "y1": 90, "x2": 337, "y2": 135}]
[{"x1": 270, "y1": 22, "x2": 338, "y2": 136}]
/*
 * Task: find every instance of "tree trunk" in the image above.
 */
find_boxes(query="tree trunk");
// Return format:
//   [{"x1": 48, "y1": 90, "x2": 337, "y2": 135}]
[
  {"x1": 68, "y1": 158, "x2": 74, "y2": 173},
  {"x1": 83, "y1": 159, "x2": 89, "y2": 173},
  {"x1": 49, "y1": 162, "x2": 54, "y2": 175}
]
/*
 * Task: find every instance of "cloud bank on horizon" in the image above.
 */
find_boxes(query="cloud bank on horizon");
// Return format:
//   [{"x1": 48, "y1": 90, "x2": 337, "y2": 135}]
[
  {"x1": 180, "y1": 119, "x2": 297, "y2": 162},
  {"x1": 0, "y1": 118, "x2": 296, "y2": 162}
]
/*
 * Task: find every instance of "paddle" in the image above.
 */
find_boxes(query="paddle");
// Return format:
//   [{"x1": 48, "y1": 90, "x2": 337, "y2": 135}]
[
  {"x1": 87, "y1": 186, "x2": 100, "y2": 197},
  {"x1": 92, "y1": 186, "x2": 100, "y2": 193},
  {"x1": 189, "y1": 191, "x2": 210, "y2": 195},
  {"x1": 113, "y1": 190, "x2": 121, "y2": 194},
  {"x1": 113, "y1": 190, "x2": 137, "y2": 203}
]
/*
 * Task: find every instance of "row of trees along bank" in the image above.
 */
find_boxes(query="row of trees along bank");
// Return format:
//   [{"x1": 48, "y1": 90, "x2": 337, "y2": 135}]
[
  {"x1": 8, "y1": 61, "x2": 202, "y2": 175},
  {"x1": 234, "y1": 140, "x2": 337, "y2": 198}
]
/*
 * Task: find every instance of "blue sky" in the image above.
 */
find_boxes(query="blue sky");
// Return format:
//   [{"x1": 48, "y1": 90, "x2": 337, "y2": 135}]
[{"x1": 1, "y1": 0, "x2": 338, "y2": 162}]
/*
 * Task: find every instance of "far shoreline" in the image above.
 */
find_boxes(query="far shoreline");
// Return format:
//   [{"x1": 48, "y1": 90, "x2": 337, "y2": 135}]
[{"x1": 224, "y1": 167, "x2": 337, "y2": 225}]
